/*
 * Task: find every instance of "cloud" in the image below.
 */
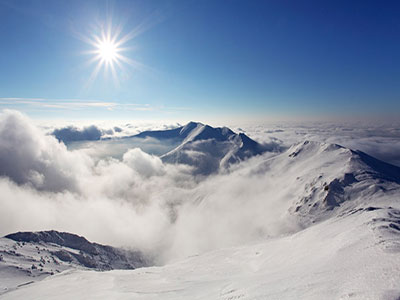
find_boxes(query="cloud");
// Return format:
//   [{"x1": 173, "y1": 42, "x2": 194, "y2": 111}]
[
  {"x1": 0, "y1": 110, "x2": 91, "y2": 192},
  {"x1": 1, "y1": 110, "x2": 399, "y2": 266},
  {"x1": 242, "y1": 121, "x2": 400, "y2": 167},
  {"x1": 50, "y1": 122, "x2": 183, "y2": 145},
  {"x1": 0, "y1": 110, "x2": 298, "y2": 264},
  {"x1": 0, "y1": 97, "x2": 191, "y2": 114},
  {"x1": 123, "y1": 148, "x2": 165, "y2": 177},
  {"x1": 52, "y1": 125, "x2": 104, "y2": 143},
  {"x1": 67, "y1": 136, "x2": 180, "y2": 162},
  {"x1": 0, "y1": 98, "x2": 117, "y2": 110}
]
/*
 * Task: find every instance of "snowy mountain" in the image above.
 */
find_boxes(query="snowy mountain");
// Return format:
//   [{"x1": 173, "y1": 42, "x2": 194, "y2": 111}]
[
  {"x1": 247, "y1": 140, "x2": 400, "y2": 225},
  {"x1": 135, "y1": 122, "x2": 272, "y2": 174},
  {"x1": 2, "y1": 140, "x2": 400, "y2": 299},
  {"x1": 0, "y1": 231, "x2": 147, "y2": 295}
]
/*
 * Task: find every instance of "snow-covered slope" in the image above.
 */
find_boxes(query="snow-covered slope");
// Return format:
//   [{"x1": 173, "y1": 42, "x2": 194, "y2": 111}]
[
  {"x1": 2, "y1": 140, "x2": 400, "y2": 299},
  {"x1": 133, "y1": 121, "x2": 201, "y2": 141},
  {"x1": 154, "y1": 140, "x2": 400, "y2": 260},
  {"x1": 135, "y1": 122, "x2": 270, "y2": 174},
  {"x1": 257, "y1": 141, "x2": 400, "y2": 224},
  {"x1": 3, "y1": 208, "x2": 400, "y2": 300},
  {"x1": 0, "y1": 231, "x2": 147, "y2": 295}
]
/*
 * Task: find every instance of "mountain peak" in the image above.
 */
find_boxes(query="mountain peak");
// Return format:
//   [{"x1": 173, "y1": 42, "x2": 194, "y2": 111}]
[
  {"x1": 132, "y1": 122, "x2": 271, "y2": 174},
  {"x1": 183, "y1": 121, "x2": 203, "y2": 127},
  {"x1": 287, "y1": 140, "x2": 346, "y2": 158},
  {"x1": 158, "y1": 123, "x2": 267, "y2": 174},
  {"x1": 278, "y1": 140, "x2": 400, "y2": 224}
]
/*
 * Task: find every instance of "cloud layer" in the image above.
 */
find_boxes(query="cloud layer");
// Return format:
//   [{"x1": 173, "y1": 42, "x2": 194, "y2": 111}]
[
  {"x1": 0, "y1": 110, "x2": 300, "y2": 263},
  {"x1": 1, "y1": 110, "x2": 400, "y2": 265},
  {"x1": 0, "y1": 111, "x2": 90, "y2": 192},
  {"x1": 239, "y1": 121, "x2": 400, "y2": 167}
]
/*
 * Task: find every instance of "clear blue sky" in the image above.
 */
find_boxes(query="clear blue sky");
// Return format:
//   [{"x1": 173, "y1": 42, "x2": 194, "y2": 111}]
[{"x1": 0, "y1": 0, "x2": 399, "y2": 121}]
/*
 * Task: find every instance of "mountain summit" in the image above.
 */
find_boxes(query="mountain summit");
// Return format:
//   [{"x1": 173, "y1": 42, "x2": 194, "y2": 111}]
[
  {"x1": 250, "y1": 140, "x2": 400, "y2": 225},
  {"x1": 135, "y1": 122, "x2": 273, "y2": 174}
]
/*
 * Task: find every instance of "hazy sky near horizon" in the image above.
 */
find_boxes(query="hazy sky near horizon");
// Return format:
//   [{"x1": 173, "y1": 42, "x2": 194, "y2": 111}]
[{"x1": 0, "y1": 0, "x2": 399, "y2": 121}]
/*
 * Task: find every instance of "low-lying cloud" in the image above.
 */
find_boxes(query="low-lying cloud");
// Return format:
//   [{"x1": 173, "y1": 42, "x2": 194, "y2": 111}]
[
  {"x1": 52, "y1": 125, "x2": 105, "y2": 143},
  {"x1": 1, "y1": 110, "x2": 400, "y2": 265},
  {"x1": 0, "y1": 111, "x2": 90, "y2": 192},
  {"x1": 0, "y1": 110, "x2": 297, "y2": 264},
  {"x1": 242, "y1": 121, "x2": 400, "y2": 167}
]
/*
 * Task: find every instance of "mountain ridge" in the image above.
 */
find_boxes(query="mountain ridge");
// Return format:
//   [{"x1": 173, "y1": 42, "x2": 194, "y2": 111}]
[
  {"x1": 0, "y1": 230, "x2": 148, "y2": 294},
  {"x1": 273, "y1": 140, "x2": 400, "y2": 224}
]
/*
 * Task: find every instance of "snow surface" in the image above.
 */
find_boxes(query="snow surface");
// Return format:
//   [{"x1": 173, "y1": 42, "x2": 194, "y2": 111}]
[
  {"x1": 0, "y1": 237, "x2": 82, "y2": 294},
  {"x1": 0, "y1": 231, "x2": 146, "y2": 295},
  {"x1": 3, "y1": 209, "x2": 400, "y2": 300}
]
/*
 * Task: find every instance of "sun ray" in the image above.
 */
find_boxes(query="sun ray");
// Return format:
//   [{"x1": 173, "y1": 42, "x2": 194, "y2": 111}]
[
  {"x1": 85, "y1": 59, "x2": 103, "y2": 90},
  {"x1": 78, "y1": 15, "x2": 159, "y2": 89},
  {"x1": 80, "y1": 21, "x2": 135, "y2": 87}
]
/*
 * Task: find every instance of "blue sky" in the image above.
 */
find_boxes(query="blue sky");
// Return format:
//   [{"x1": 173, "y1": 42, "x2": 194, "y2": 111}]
[{"x1": 0, "y1": 0, "x2": 399, "y2": 121}]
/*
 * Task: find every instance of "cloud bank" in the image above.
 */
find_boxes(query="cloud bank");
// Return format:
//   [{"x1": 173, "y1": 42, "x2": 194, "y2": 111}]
[
  {"x1": 0, "y1": 110, "x2": 296, "y2": 264},
  {"x1": 240, "y1": 121, "x2": 400, "y2": 167},
  {"x1": 52, "y1": 125, "x2": 104, "y2": 143},
  {"x1": 49, "y1": 121, "x2": 182, "y2": 146},
  {"x1": 1, "y1": 110, "x2": 400, "y2": 265}
]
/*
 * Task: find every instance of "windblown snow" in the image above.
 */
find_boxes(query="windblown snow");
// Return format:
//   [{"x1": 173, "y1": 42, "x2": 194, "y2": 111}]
[{"x1": 1, "y1": 110, "x2": 400, "y2": 299}]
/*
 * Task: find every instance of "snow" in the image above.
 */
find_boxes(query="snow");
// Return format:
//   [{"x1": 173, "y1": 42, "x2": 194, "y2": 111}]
[
  {"x1": 3, "y1": 209, "x2": 400, "y2": 299},
  {"x1": 160, "y1": 122, "x2": 267, "y2": 174},
  {"x1": 0, "y1": 238, "x2": 79, "y2": 294},
  {"x1": 0, "y1": 231, "x2": 146, "y2": 295}
]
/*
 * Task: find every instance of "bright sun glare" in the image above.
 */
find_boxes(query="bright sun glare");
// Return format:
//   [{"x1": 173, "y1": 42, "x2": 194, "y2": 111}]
[
  {"x1": 82, "y1": 22, "x2": 141, "y2": 87},
  {"x1": 97, "y1": 39, "x2": 118, "y2": 62}
]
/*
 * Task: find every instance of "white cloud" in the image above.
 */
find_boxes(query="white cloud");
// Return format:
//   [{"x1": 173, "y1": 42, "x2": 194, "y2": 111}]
[
  {"x1": 0, "y1": 110, "x2": 91, "y2": 192},
  {"x1": 123, "y1": 148, "x2": 165, "y2": 177},
  {"x1": 0, "y1": 97, "x2": 191, "y2": 114},
  {"x1": 0, "y1": 110, "x2": 298, "y2": 263},
  {"x1": 1, "y1": 110, "x2": 399, "y2": 265}
]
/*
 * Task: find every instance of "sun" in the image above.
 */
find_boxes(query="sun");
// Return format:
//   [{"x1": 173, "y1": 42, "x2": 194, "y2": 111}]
[
  {"x1": 81, "y1": 22, "x2": 142, "y2": 87},
  {"x1": 97, "y1": 39, "x2": 118, "y2": 63}
]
